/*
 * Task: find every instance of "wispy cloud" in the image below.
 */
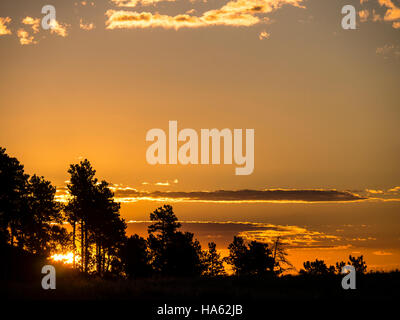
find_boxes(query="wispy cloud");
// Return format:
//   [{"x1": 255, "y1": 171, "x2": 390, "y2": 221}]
[
  {"x1": 111, "y1": 0, "x2": 176, "y2": 7},
  {"x1": 79, "y1": 18, "x2": 95, "y2": 30},
  {"x1": 17, "y1": 29, "x2": 37, "y2": 45},
  {"x1": 360, "y1": 0, "x2": 400, "y2": 28},
  {"x1": 0, "y1": 17, "x2": 12, "y2": 35},
  {"x1": 376, "y1": 43, "x2": 400, "y2": 60},
  {"x1": 258, "y1": 30, "x2": 270, "y2": 39},
  {"x1": 373, "y1": 250, "x2": 393, "y2": 256},
  {"x1": 127, "y1": 220, "x2": 347, "y2": 249},
  {"x1": 359, "y1": 9, "x2": 370, "y2": 22},
  {"x1": 109, "y1": 187, "x2": 366, "y2": 203},
  {"x1": 55, "y1": 183, "x2": 400, "y2": 204},
  {"x1": 50, "y1": 20, "x2": 69, "y2": 37},
  {"x1": 379, "y1": 0, "x2": 400, "y2": 21},
  {"x1": 22, "y1": 16, "x2": 40, "y2": 33},
  {"x1": 366, "y1": 189, "x2": 384, "y2": 194},
  {"x1": 106, "y1": 0, "x2": 305, "y2": 30}
]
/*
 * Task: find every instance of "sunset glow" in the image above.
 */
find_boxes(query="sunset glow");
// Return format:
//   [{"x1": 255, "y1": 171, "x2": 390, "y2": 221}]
[{"x1": 51, "y1": 252, "x2": 74, "y2": 264}]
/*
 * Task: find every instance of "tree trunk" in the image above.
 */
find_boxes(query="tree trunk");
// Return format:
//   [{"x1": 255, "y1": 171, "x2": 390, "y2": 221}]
[
  {"x1": 72, "y1": 221, "x2": 76, "y2": 268},
  {"x1": 80, "y1": 219, "x2": 84, "y2": 272}
]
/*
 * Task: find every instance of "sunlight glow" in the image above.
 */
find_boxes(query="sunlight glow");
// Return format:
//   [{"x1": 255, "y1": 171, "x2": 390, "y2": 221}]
[{"x1": 51, "y1": 252, "x2": 74, "y2": 264}]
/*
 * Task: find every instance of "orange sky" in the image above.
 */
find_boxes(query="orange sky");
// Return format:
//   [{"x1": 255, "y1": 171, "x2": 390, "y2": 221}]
[{"x1": 1, "y1": 0, "x2": 400, "y2": 272}]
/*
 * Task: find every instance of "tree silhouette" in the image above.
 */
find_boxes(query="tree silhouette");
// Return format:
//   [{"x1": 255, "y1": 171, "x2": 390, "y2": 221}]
[
  {"x1": 123, "y1": 234, "x2": 152, "y2": 278},
  {"x1": 66, "y1": 159, "x2": 126, "y2": 275},
  {"x1": 203, "y1": 242, "x2": 225, "y2": 277},
  {"x1": 225, "y1": 236, "x2": 275, "y2": 276},
  {"x1": 335, "y1": 260, "x2": 346, "y2": 274},
  {"x1": 348, "y1": 255, "x2": 367, "y2": 274},
  {"x1": 0, "y1": 148, "x2": 68, "y2": 255},
  {"x1": 0, "y1": 147, "x2": 29, "y2": 246},
  {"x1": 300, "y1": 259, "x2": 335, "y2": 275},
  {"x1": 67, "y1": 159, "x2": 98, "y2": 272},
  {"x1": 148, "y1": 204, "x2": 181, "y2": 248},
  {"x1": 147, "y1": 205, "x2": 203, "y2": 276},
  {"x1": 271, "y1": 237, "x2": 294, "y2": 274},
  {"x1": 21, "y1": 175, "x2": 68, "y2": 256}
]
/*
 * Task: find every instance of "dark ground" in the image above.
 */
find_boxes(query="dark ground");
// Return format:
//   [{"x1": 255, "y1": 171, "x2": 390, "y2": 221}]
[{"x1": 1, "y1": 245, "x2": 398, "y2": 317}]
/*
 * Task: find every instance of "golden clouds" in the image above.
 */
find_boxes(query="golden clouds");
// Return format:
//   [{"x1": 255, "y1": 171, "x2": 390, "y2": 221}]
[
  {"x1": 238, "y1": 224, "x2": 341, "y2": 248},
  {"x1": 22, "y1": 16, "x2": 40, "y2": 33},
  {"x1": 49, "y1": 20, "x2": 69, "y2": 37},
  {"x1": 111, "y1": 0, "x2": 176, "y2": 7},
  {"x1": 258, "y1": 30, "x2": 270, "y2": 39},
  {"x1": 17, "y1": 29, "x2": 36, "y2": 45},
  {"x1": 15, "y1": 16, "x2": 69, "y2": 45},
  {"x1": 79, "y1": 19, "x2": 95, "y2": 30},
  {"x1": 0, "y1": 17, "x2": 12, "y2": 35},
  {"x1": 105, "y1": 10, "x2": 260, "y2": 29},
  {"x1": 379, "y1": 0, "x2": 400, "y2": 21},
  {"x1": 360, "y1": 0, "x2": 400, "y2": 28},
  {"x1": 359, "y1": 9, "x2": 370, "y2": 22},
  {"x1": 373, "y1": 250, "x2": 393, "y2": 256},
  {"x1": 106, "y1": 0, "x2": 304, "y2": 29},
  {"x1": 17, "y1": 16, "x2": 41, "y2": 45}
]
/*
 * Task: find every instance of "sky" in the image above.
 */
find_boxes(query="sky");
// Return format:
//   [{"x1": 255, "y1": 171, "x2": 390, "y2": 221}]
[{"x1": 1, "y1": 0, "x2": 400, "y2": 272}]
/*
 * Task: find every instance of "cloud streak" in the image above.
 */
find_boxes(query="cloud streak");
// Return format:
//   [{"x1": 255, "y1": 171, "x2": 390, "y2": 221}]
[
  {"x1": 127, "y1": 220, "x2": 349, "y2": 249},
  {"x1": 111, "y1": 0, "x2": 176, "y2": 7},
  {"x1": 109, "y1": 188, "x2": 365, "y2": 203},
  {"x1": 0, "y1": 17, "x2": 12, "y2": 35},
  {"x1": 106, "y1": 0, "x2": 304, "y2": 29}
]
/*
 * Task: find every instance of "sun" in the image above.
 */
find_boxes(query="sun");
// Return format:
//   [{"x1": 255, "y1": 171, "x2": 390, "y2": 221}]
[{"x1": 51, "y1": 252, "x2": 74, "y2": 264}]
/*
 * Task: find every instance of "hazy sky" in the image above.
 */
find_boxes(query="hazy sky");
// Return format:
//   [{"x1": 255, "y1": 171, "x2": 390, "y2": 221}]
[{"x1": 1, "y1": 0, "x2": 399, "y2": 271}]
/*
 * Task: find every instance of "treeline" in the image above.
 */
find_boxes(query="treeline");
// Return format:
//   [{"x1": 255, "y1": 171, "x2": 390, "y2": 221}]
[
  {"x1": 0, "y1": 147, "x2": 368, "y2": 279},
  {"x1": 300, "y1": 256, "x2": 368, "y2": 275}
]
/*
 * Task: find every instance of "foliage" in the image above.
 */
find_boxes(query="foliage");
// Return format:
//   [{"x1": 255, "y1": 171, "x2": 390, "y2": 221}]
[
  {"x1": 66, "y1": 159, "x2": 127, "y2": 275},
  {"x1": 203, "y1": 242, "x2": 226, "y2": 277},
  {"x1": 147, "y1": 205, "x2": 203, "y2": 277},
  {"x1": 123, "y1": 234, "x2": 152, "y2": 278},
  {"x1": 0, "y1": 148, "x2": 68, "y2": 255},
  {"x1": 225, "y1": 236, "x2": 275, "y2": 276},
  {"x1": 300, "y1": 255, "x2": 368, "y2": 275}
]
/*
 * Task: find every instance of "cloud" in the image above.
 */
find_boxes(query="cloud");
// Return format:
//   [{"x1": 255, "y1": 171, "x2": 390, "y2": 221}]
[
  {"x1": 55, "y1": 183, "x2": 400, "y2": 204},
  {"x1": 0, "y1": 17, "x2": 12, "y2": 35},
  {"x1": 127, "y1": 220, "x2": 344, "y2": 249},
  {"x1": 373, "y1": 250, "x2": 393, "y2": 256},
  {"x1": 359, "y1": 9, "x2": 370, "y2": 22},
  {"x1": 361, "y1": 1, "x2": 400, "y2": 28},
  {"x1": 109, "y1": 188, "x2": 366, "y2": 203},
  {"x1": 155, "y1": 181, "x2": 170, "y2": 186},
  {"x1": 106, "y1": 0, "x2": 305, "y2": 29},
  {"x1": 75, "y1": 1, "x2": 95, "y2": 6},
  {"x1": 22, "y1": 16, "x2": 40, "y2": 33},
  {"x1": 80, "y1": 19, "x2": 95, "y2": 30},
  {"x1": 111, "y1": 0, "x2": 176, "y2": 7},
  {"x1": 376, "y1": 43, "x2": 400, "y2": 59},
  {"x1": 258, "y1": 30, "x2": 270, "y2": 39},
  {"x1": 379, "y1": 0, "x2": 400, "y2": 21},
  {"x1": 17, "y1": 29, "x2": 37, "y2": 45},
  {"x1": 366, "y1": 189, "x2": 384, "y2": 194},
  {"x1": 237, "y1": 223, "x2": 341, "y2": 248},
  {"x1": 50, "y1": 20, "x2": 69, "y2": 37}
]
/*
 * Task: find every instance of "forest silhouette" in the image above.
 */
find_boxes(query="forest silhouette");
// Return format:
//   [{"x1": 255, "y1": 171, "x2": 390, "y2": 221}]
[{"x1": 1, "y1": 147, "x2": 399, "y2": 301}]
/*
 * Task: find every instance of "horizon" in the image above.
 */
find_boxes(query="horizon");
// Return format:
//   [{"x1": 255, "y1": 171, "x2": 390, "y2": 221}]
[{"x1": 1, "y1": 0, "x2": 400, "y2": 275}]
